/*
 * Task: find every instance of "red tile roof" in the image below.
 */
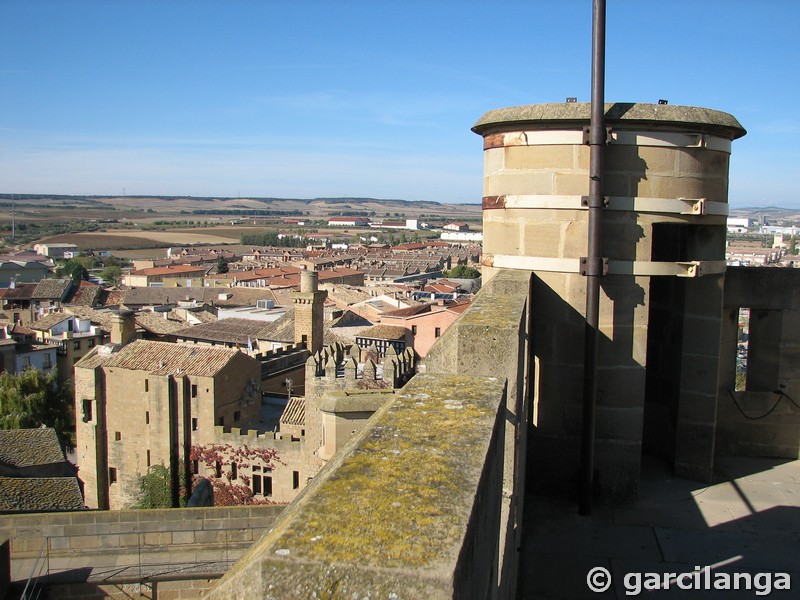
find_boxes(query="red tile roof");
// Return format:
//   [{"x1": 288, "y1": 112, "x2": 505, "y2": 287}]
[{"x1": 77, "y1": 339, "x2": 242, "y2": 376}]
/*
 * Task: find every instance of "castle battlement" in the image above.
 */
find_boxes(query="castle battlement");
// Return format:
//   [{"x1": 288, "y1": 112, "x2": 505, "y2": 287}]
[{"x1": 304, "y1": 341, "x2": 416, "y2": 395}]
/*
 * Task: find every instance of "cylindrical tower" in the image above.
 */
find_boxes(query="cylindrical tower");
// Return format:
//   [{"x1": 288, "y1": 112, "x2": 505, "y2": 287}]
[
  {"x1": 300, "y1": 269, "x2": 319, "y2": 293},
  {"x1": 473, "y1": 102, "x2": 746, "y2": 500}
]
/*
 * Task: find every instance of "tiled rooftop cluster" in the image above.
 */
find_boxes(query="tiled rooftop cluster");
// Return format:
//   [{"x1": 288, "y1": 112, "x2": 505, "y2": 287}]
[
  {"x1": 78, "y1": 339, "x2": 240, "y2": 376},
  {"x1": 0, "y1": 428, "x2": 84, "y2": 514}
]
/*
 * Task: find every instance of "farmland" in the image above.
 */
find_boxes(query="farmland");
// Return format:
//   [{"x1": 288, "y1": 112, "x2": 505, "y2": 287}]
[
  {"x1": 0, "y1": 194, "x2": 482, "y2": 254},
  {"x1": 41, "y1": 230, "x2": 243, "y2": 250}
]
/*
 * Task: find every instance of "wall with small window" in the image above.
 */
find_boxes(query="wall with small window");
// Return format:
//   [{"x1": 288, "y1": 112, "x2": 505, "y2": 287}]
[{"x1": 716, "y1": 267, "x2": 800, "y2": 458}]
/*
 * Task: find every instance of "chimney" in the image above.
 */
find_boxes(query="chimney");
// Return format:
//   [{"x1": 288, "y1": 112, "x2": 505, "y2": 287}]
[{"x1": 110, "y1": 310, "x2": 136, "y2": 346}]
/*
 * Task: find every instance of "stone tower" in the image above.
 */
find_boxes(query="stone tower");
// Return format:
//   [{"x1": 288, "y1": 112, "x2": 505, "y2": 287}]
[
  {"x1": 472, "y1": 102, "x2": 746, "y2": 501},
  {"x1": 293, "y1": 270, "x2": 327, "y2": 354}
]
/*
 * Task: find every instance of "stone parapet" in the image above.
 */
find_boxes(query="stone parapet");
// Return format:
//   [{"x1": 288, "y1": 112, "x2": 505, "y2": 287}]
[{"x1": 205, "y1": 374, "x2": 507, "y2": 599}]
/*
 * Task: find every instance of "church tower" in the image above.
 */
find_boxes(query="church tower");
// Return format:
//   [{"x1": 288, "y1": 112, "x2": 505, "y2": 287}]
[{"x1": 293, "y1": 269, "x2": 327, "y2": 354}]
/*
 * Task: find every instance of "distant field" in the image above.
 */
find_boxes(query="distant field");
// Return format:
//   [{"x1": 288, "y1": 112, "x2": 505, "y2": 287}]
[
  {"x1": 0, "y1": 195, "x2": 483, "y2": 253},
  {"x1": 42, "y1": 230, "x2": 240, "y2": 250},
  {"x1": 170, "y1": 227, "x2": 255, "y2": 240}
]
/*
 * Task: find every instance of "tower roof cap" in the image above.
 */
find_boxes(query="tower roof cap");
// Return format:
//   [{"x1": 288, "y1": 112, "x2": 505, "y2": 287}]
[{"x1": 472, "y1": 102, "x2": 746, "y2": 140}]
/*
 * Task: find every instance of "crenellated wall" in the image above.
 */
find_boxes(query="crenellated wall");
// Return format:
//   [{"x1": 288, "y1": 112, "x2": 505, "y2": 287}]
[{"x1": 209, "y1": 425, "x2": 305, "y2": 503}]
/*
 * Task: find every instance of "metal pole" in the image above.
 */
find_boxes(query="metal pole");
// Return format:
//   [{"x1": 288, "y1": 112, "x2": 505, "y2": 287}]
[{"x1": 579, "y1": 0, "x2": 606, "y2": 516}]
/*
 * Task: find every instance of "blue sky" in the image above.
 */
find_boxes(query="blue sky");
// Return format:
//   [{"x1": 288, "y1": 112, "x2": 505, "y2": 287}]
[{"x1": 1, "y1": 1, "x2": 799, "y2": 207}]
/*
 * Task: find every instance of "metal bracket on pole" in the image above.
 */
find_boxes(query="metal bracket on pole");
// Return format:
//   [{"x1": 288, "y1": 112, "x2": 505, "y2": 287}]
[
  {"x1": 582, "y1": 195, "x2": 609, "y2": 208},
  {"x1": 583, "y1": 125, "x2": 614, "y2": 145},
  {"x1": 580, "y1": 257, "x2": 608, "y2": 276}
]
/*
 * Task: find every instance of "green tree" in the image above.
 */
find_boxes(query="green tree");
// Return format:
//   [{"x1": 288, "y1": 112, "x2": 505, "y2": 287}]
[
  {"x1": 72, "y1": 256, "x2": 96, "y2": 270},
  {"x1": 135, "y1": 464, "x2": 175, "y2": 509},
  {"x1": 70, "y1": 265, "x2": 89, "y2": 283},
  {"x1": 0, "y1": 368, "x2": 75, "y2": 449},
  {"x1": 445, "y1": 265, "x2": 481, "y2": 279},
  {"x1": 216, "y1": 255, "x2": 229, "y2": 274},
  {"x1": 100, "y1": 265, "x2": 123, "y2": 286},
  {"x1": 58, "y1": 259, "x2": 89, "y2": 283}
]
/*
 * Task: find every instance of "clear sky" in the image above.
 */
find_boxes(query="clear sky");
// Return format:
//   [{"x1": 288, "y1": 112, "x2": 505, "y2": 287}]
[{"x1": 1, "y1": 1, "x2": 798, "y2": 207}]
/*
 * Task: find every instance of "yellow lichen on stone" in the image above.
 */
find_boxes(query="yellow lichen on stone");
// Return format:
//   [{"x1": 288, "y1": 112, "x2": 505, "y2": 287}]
[{"x1": 265, "y1": 374, "x2": 505, "y2": 568}]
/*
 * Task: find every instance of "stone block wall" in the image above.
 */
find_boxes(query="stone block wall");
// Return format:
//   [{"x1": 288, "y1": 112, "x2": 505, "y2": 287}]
[
  {"x1": 473, "y1": 102, "x2": 745, "y2": 499},
  {"x1": 44, "y1": 579, "x2": 217, "y2": 600},
  {"x1": 422, "y1": 268, "x2": 532, "y2": 599},
  {"x1": 3, "y1": 505, "x2": 285, "y2": 598},
  {"x1": 716, "y1": 267, "x2": 800, "y2": 458},
  {"x1": 3, "y1": 505, "x2": 285, "y2": 562},
  {"x1": 210, "y1": 426, "x2": 305, "y2": 503}
]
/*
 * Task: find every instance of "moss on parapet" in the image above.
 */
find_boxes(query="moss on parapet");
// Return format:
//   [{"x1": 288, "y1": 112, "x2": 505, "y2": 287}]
[{"x1": 206, "y1": 374, "x2": 506, "y2": 599}]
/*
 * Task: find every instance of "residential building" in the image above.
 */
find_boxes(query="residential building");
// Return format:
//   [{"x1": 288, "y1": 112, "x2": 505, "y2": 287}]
[
  {"x1": 1, "y1": 279, "x2": 73, "y2": 325},
  {"x1": 354, "y1": 324, "x2": 408, "y2": 358},
  {"x1": 381, "y1": 301, "x2": 471, "y2": 357},
  {"x1": 122, "y1": 265, "x2": 208, "y2": 287},
  {"x1": 0, "y1": 323, "x2": 59, "y2": 375},
  {"x1": 326, "y1": 217, "x2": 371, "y2": 227},
  {"x1": 440, "y1": 230, "x2": 483, "y2": 242},
  {"x1": 120, "y1": 286, "x2": 278, "y2": 312},
  {"x1": 443, "y1": 222, "x2": 471, "y2": 231},
  {"x1": 173, "y1": 318, "x2": 269, "y2": 353},
  {"x1": 28, "y1": 313, "x2": 105, "y2": 384},
  {"x1": 0, "y1": 258, "x2": 52, "y2": 288}
]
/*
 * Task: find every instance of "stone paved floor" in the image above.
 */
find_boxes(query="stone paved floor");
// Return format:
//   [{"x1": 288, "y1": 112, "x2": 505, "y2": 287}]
[{"x1": 517, "y1": 456, "x2": 800, "y2": 599}]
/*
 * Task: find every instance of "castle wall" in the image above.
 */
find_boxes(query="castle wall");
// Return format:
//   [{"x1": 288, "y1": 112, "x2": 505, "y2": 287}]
[
  {"x1": 76, "y1": 351, "x2": 262, "y2": 510},
  {"x1": 74, "y1": 365, "x2": 107, "y2": 509},
  {"x1": 211, "y1": 427, "x2": 306, "y2": 504},
  {"x1": 716, "y1": 267, "x2": 800, "y2": 458}
]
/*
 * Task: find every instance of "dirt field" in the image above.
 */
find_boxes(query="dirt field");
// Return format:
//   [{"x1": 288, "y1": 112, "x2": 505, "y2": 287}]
[{"x1": 42, "y1": 230, "x2": 240, "y2": 250}]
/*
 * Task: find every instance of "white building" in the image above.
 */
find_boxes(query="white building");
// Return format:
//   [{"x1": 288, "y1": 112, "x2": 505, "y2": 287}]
[
  {"x1": 327, "y1": 217, "x2": 371, "y2": 227},
  {"x1": 441, "y1": 231, "x2": 483, "y2": 242},
  {"x1": 33, "y1": 243, "x2": 79, "y2": 258}
]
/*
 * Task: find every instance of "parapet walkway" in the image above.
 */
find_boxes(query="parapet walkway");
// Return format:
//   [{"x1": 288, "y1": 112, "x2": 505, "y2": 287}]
[{"x1": 517, "y1": 456, "x2": 800, "y2": 598}]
